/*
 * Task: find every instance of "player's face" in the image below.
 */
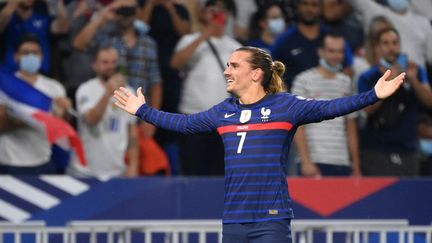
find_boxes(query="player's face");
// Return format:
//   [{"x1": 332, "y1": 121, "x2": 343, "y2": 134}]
[
  {"x1": 93, "y1": 48, "x2": 119, "y2": 80},
  {"x1": 319, "y1": 36, "x2": 345, "y2": 67},
  {"x1": 224, "y1": 51, "x2": 257, "y2": 96},
  {"x1": 377, "y1": 30, "x2": 400, "y2": 63}
]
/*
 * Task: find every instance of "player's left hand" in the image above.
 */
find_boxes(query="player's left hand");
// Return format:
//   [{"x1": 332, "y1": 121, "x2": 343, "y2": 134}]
[
  {"x1": 374, "y1": 70, "x2": 405, "y2": 99},
  {"x1": 114, "y1": 87, "x2": 146, "y2": 115}
]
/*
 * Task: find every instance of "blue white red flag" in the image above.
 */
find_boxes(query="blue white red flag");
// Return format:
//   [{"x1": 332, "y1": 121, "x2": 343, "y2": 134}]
[{"x1": 0, "y1": 69, "x2": 87, "y2": 169}]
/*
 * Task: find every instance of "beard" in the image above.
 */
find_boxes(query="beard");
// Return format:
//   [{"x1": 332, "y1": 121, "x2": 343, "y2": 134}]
[
  {"x1": 298, "y1": 16, "x2": 320, "y2": 26},
  {"x1": 100, "y1": 70, "x2": 116, "y2": 81}
]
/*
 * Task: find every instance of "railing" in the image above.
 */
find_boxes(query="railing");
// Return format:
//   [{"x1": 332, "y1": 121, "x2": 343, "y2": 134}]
[
  {"x1": 68, "y1": 220, "x2": 222, "y2": 243},
  {"x1": 0, "y1": 219, "x2": 431, "y2": 243}
]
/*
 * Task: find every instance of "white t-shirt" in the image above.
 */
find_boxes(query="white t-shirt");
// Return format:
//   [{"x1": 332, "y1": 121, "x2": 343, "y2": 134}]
[
  {"x1": 0, "y1": 74, "x2": 66, "y2": 167},
  {"x1": 76, "y1": 78, "x2": 135, "y2": 178},
  {"x1": 292, "y1": 68, "x2": 356, "y2": 166},
  {"x1": 175, "y1": 33, "x2": 241, "y2": 114}
]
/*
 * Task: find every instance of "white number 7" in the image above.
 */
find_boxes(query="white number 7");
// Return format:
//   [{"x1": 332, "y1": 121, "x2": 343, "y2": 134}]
[{"x1": 236, "y1": 132, "x2": 247, "y2": 154}]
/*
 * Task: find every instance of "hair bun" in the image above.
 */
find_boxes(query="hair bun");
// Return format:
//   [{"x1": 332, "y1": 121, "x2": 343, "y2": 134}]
[{"x1": 272, "y1": 61, "x2": 285, "y2": 77}]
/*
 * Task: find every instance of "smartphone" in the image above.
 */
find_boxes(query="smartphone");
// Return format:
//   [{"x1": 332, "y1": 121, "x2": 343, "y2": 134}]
[{"x1": 213, "y1": 11, "x2": 226, "y2": 26}]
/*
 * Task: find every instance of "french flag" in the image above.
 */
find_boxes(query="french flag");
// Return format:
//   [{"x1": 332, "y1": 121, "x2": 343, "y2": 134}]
[{"x1": 0, "y1": 69, "x2": 87, "y2": 172}]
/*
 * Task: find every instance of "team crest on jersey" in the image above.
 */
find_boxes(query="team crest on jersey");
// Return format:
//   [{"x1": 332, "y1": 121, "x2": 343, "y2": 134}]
[
  {"x1": 261, "y1": 107, "x2": 271, "y2": 121},
  {"x1": 240, "y1": 110, "x2": 251, "y2": 123}
]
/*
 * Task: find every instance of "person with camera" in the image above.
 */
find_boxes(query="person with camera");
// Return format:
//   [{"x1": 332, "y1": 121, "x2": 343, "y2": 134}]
[
  {"x1": 358, "y1": 27, "x2": 432, "y2": 176},
  {"x1": 75, "y1": 46, "x2": 139, "y2": 178},
  {"x1": 169, "y1": 0, "x2": 241, "y2": 175}
]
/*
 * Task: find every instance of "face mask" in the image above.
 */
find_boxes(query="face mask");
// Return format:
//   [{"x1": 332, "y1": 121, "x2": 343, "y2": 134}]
[
  {"x1": 268, "y1": 18, "x2": 286, "y2": 35},
  {"x1": 19, "y1": 54, "x2": 41, "y2": 74},
  {"x1": 319, "y1": 58, "x2": 342, "y2": 73},
  {"x1": 387, "y1": 0, "x2": 409, "y2": 13},
  {"x1": 134, "y1": 19, "x2": 150, "y2": 35},
  {"x1": 379, "y1": 53, "x2": 408, "y2": 70}
]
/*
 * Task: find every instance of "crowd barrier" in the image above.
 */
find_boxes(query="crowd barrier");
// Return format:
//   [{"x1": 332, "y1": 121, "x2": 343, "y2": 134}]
[{"x1": 1, "y1": 219, "x2": 432, "y2": 243}]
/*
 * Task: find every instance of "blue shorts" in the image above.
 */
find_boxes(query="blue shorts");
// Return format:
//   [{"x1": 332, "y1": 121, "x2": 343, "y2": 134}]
[{"x1": 222, "y1": 219, "x2": 292, "y2": 243}]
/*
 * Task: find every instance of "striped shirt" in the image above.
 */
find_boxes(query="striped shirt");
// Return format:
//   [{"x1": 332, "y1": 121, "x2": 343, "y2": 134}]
[
  {"x1": 292, "y1": 68, "x2": 356, "y2": 166},
  {"x1": 136, "y1": 90, "x2": 379, "y2": 223}
]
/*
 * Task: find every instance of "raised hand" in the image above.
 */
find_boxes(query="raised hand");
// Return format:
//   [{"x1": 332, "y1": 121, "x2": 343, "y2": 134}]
[
  {"x1": 114, "y1": 87, "x2": 146, "y2": 115},
  {"x1": 374, "y1": 70, "x2": 406, "y2": 99}
]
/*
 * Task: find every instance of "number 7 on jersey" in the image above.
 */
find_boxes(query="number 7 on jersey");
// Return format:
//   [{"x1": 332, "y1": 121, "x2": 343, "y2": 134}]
[{"x1": 236, "y1": 132, "x2": 247, "y2": 154}]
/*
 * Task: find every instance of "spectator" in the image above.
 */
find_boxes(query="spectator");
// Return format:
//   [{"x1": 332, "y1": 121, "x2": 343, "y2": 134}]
[
  {"x1": 364, "y1": 16, "x2": 394, "y2": 66},
  {"x1": 75, "y1": 46, "x2": 139, "y2": 178},
  {"x1": 322, "y1": 0, "x2": 364, "y2": 53},
  {"x1": 270, "y1": 0, "x2": 353, "y2": 90},
  {"x1": 246, "y1": 3, "x2": 286, "y2": 52},
  {"x1": 0, "y1": 0, "x2": 69, "y2": 74},
  {"x1": 170, "y1": 0, "x2": 241, "y2": 175},
  {"x1": 256, "y1": 0, "x2": 297, "y2": 27},
  {"x1": 358, "y1": 27, "x2": 432, "y2": 176},
  {"x1": 138, "y1": 0, "x2": 192, "y2": 175},
  {"x1": 292, "y1": 32, "x2": 360, "y2": 177},
  {"x1": 348, "y1": 0, "x2": 432, "y2": 68},
  {"x1": 0, "y1": 35, "x2": 70, "y2": 175}
]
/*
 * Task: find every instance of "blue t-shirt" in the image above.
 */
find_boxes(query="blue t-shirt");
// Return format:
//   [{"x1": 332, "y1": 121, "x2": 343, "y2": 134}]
[
  {"x1": 136, "y1": 90, "x2": 378, "y2": 223},
  {"x1": 270, "y1": 26, "x2": 353, "y2": 89},
  {"x1": 358, "y1": 65, "x2": 429, "y2": 153},
  {"x1": 2, "y1": 12, "x2": 52, "y2": 74}
]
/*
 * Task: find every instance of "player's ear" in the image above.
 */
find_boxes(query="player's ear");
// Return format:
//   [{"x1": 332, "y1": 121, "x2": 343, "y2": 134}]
[{"x1": 251, "y1": 68, "x2": 261, "y2": 82}]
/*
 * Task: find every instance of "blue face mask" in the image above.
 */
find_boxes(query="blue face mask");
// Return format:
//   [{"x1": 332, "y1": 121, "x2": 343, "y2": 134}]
[
  {"x1": 387, "y1": 0, "x2": 409, "y2": 13},
  {"x1": 134, "y1": 19, "x2": 150, "y2": 35},
  {"x1": 379, "y1": 53, "x2": 408, "y2": 70},
  {"x1": 19, "y1": 54, "x2": 41, "y2": 74},
  {"x1": 319, "y1": 58, "x2": 342, "y2": 73},
  {"x1": 268, "y1": 18, "x2": 286, "y2": 35}
]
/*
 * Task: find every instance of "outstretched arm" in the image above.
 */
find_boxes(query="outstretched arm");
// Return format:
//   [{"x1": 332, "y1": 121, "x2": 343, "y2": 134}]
[
  {"x1": 114, "y1": 87, "x2": 218, "y2": 134},
  {"x1": 294, "y1": 70, "x2": 405, "y2": 125}
]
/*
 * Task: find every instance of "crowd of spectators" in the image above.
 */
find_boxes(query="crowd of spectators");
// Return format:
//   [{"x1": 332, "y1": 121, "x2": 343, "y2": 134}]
[{"x1": 1, "y1": 0, "x2": 432, "y2": 178}]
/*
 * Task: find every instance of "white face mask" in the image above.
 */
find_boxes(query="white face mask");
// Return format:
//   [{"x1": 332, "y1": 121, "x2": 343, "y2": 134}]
[
  {"x1": 319, "y1": 58, "x2": 342, "y2": 73},
  {"x1": 387, "y1": 0, "x2": 409, "y2": 13},
  {"x1": 268, "y1": 18, "x2": 286, "y2": 35},
  {"x1": 134, "y1": 19, "x2": 150, "y2": 35}
]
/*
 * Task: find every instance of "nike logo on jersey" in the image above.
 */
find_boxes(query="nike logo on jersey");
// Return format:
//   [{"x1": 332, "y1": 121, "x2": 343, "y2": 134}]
[{"x1": 224, "y1": 113, "x2": 236, "y2": 118}]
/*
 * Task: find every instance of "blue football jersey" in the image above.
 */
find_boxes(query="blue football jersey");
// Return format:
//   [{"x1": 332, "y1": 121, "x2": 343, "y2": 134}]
[{"x1": 136, "y1": 90, "x2": 378, "y2": 223}]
